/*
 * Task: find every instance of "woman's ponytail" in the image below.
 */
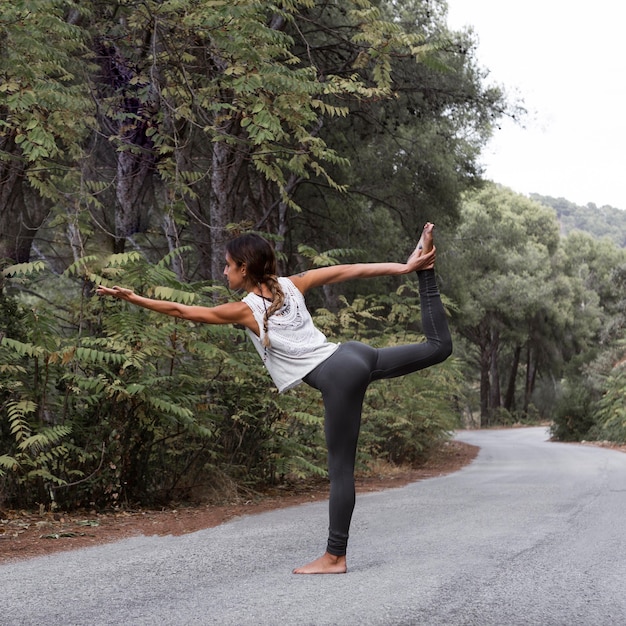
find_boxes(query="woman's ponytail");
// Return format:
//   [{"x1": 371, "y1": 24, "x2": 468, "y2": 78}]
[{"x1": 261, "y1": 275, "x2": 284, "y2": 348}]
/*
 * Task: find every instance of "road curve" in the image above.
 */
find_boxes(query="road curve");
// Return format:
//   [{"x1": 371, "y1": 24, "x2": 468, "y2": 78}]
[{"x1": 2, "y1": 427, "x2": 626, "y2": 626}]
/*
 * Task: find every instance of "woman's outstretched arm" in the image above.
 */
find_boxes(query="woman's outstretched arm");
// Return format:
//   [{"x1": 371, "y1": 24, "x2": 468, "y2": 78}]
[
  {"x1": 96, "y1": 286, "x2": 256, "y2": 329},
  {"x1": 290, "y1": 224, "x2": 435, "y2": 294}
]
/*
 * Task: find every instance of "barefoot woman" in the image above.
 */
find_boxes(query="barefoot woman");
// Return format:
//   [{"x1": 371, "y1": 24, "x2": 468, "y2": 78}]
[{"x1": 97, "y1": 223, "x2": 452, "y2": 574}]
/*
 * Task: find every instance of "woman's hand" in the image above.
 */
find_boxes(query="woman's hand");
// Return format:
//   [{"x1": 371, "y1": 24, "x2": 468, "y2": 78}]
[
  {"x1": 405, "y1": 246, "x2": 436, "y2": 273},
  {"x1": 96, "y1": 285, "x2": 134, "y2": 300},
  {"x1": 405, "y1": 222, "x2": 436, "y2": 272}
]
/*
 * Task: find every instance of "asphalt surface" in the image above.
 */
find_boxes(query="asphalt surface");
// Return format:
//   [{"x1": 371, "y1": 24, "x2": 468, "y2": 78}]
[{"x1": 2, "y1": 426, "x2": 626, "y2": 626}]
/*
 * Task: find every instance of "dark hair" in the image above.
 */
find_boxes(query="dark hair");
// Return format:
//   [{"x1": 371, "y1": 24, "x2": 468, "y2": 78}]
[
  {"x1": 226, "y1": 233, "x2": 284, "y2": 347},
  {"x1": 225, "y1": 233, "x2": 277, "y2": 283}
]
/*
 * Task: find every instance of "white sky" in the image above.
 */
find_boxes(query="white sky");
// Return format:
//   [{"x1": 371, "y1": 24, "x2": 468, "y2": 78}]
[{"x1": 446, "y1": 0, "x2": 626, "y2": 210}]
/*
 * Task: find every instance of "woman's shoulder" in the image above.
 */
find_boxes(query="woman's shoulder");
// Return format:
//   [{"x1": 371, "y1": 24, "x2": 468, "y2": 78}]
[
  {"x1": 278, "y1": 276, "x2": 298, "y2": 291},
  {"x1": 280, "y1": 276, "x2": 308, "y2": 300},
  {"x1": 282, "y1": 274, "x2": 307, "y2": 293}
]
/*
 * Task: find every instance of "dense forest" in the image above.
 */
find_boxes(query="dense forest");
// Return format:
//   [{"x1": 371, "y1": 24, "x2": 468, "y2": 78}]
[{"x1": 1, "y1": 0, "x2": 624, "y2": 511}]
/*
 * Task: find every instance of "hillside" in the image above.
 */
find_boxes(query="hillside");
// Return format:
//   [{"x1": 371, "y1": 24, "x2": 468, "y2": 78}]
[{"x1": 531, "y1": 194, "x2": 626, "y2": 247}]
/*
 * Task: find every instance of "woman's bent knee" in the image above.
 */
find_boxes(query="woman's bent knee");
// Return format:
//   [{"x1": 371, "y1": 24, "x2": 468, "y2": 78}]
[
  {"x1": 444, "y1": 337, "x2": 453, "y2": 359},
  {"x1": 435, "y1": 337, "x2": 453, "y2": 364}
]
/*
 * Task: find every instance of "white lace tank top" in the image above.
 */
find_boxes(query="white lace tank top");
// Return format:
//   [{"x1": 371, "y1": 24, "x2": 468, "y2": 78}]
[{"x1": 242, "y1": 277, "x2": 339, "y2": 392}]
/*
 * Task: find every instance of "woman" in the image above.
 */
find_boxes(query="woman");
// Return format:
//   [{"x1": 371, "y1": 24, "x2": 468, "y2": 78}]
[{"x1": 97, "y1": 222, "x2": 452, "y2": 574}]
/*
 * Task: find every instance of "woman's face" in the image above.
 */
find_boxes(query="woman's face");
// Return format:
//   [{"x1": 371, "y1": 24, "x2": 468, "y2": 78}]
[{"x1": 224, "y1": 252, "x2": 248, "y2": 290}]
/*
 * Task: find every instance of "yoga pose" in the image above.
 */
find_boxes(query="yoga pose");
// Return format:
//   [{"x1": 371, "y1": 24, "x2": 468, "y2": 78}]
[{"x1": 97, "y1": 222, "x2": 452, "y2": 574}]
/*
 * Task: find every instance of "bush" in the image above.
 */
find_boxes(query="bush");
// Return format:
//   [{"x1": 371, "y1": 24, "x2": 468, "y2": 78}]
[
  {"x1": 550, "y1": 379, "x2": 597, "y2": 441},
  {"x1": 1, "y1": 259, "x2": 461, "y2": 510},
  {"x1": 588, "y1": 362, "x2": 626, "y2": 442}
]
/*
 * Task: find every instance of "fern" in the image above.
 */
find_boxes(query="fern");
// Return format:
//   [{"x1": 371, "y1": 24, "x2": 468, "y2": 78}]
[
  {"x1": 153, "y1": 286, "x2": 197, "y2": 304},
  {"x1": 104, "y1": 251, "x2": 144, "y2": 268},
  {"x1": 0, "y1": 455, "x2": 19, "y2": 476},
  {"x1": 74, "y1": 346, "x2": 125, "y2": 367},
  {"x1": 273, "y1": 454, "x2": 327, "y2": 479},
  {"x1": 1, "y1": 402, "x2": 74, "y2": 490},
  {"x1": 62, "y1": 255, "x2": 99, "y2": 278},
  {"x1": 145, "y1": 396, "x2": 194, "y2": 422},
  {"x1": 1, "y1": 337, "x2": 47, "y2": 359},
  {"x1": 18, "y1": 425, "x2": 72, "y2": 454},
  {"x1": 7, "y1": 400, "x2": 35, "y2": 443},
  {"x1": 2, "y1": 261, "x2": 47, "y2": 278}
]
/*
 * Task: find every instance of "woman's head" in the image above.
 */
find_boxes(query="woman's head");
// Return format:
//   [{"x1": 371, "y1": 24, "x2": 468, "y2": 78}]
[
  {"x1": 225, "y1": 233, "x2": 277, "y2": 286},
  {"x1": 225, "y1": 233, "x2": 284, "y2": 348}
]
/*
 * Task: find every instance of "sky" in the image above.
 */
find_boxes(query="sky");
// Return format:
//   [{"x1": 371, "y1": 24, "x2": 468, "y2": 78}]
[{"x1": 446, "y1": 0, "x2": 626, "y2": 210}]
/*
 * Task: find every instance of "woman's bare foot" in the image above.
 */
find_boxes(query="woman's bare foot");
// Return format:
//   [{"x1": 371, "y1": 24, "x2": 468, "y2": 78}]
[
  {"x1": 420, "y1": 222, "x2": 434, "y2": 255},
  {"x1": 407, "y1": 222, "x2": 435, "y2": 269},
  {"x1": 293, "y1": 552, "x2": 347, "y2": 574}
]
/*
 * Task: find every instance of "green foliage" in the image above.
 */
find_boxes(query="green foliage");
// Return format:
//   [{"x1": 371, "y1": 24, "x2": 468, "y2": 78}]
[
  {"x1": 0, "y1": 0, "x2": 93, "y2": 188},
  {"x1": 0, "y1": 251, "x2": 329, "y2": 509},
  {"x1": 550, "y1": 379, "x2": 598, "y2": 442},
  {"x1": 1, "y1": 0, "x2": 510, "y2": 281},
  {"x1": 361, "y1": 361, "x2": 461, "y2": 465},
  {"x1": 591, "y1": 361, "x2": 626, "y2": 441},
  {"x1": 440, "y1": 182, "x2": 626, "y2": 435},
  {"x1": 0, "y1": 0, "x2": 519, "y2": 508},
  {"x1": 290, "y1": 0, "x2": 511, "y2": 270},
  {"x1": 0, "y1": 396, "x2": 75, "y2": 502},
  {"x1": 580, "y1": 331, "x2": 626, "y2": 443},
  {"x1": 443, "y1": 184, "x2": 563, "y2": 424},
  {"x1": 548, "y1": 237, "x2": 626, "y2": 442},
  {"x1": 441, "y1": 185, "x2": 626, "y2": 439},
  {"x1": 1, "y1": 249, "x2": 462, "y2": 509}
]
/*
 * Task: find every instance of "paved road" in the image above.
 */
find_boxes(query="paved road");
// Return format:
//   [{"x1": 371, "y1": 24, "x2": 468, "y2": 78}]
[{"x1": 2, "y1": 427, "x2": 626, "y2": 626}]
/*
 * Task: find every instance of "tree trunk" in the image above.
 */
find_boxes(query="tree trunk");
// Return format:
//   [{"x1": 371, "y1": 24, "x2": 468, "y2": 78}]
[
  {"x1": 162, "y1": 210, "x2": 187, "y2": 282},
  {"x1": 97, "y1": 42, "x2": 156, "y2": 253},
  {"x1": 503, "y1": 345, "x2": 522, "y2": 412},
  {"x1": 0, "y1": 136, "x2": 49, "y2": 264},
  {"x1": 523, "y1": 344, "x2": 539, "y2": 413},
  {"x1": 209, "y1": 133, "x2": 250, "y2": 280},
  {"x1": 479, "y1": 343, "x2": 491, "y2": 427},
  {"x1": 114, "y1": 147, "x2": 154, "y2": 253},
  {"x1": 488, "y1": 327, "x2": 501, "y2": 413}
]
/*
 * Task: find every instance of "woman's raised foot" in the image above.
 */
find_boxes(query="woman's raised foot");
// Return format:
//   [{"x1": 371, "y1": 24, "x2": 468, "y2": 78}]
[
  {"x1": 419, "y1": 222, "x2": 434, "y2": 254},
  {"x1": 407, "y1": 222, "x2": 435, "y2": 270}
]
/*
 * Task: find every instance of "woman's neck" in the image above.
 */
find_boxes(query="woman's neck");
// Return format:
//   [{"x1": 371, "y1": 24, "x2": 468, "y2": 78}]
[{"x1": 251, "y1": 284, "x2": 272, "y2": 299}]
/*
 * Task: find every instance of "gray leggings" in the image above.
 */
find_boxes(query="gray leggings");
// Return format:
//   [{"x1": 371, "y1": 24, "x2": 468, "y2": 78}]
[{"x1": 303, "y1": 269, "x2": 452, "y2": 556}]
